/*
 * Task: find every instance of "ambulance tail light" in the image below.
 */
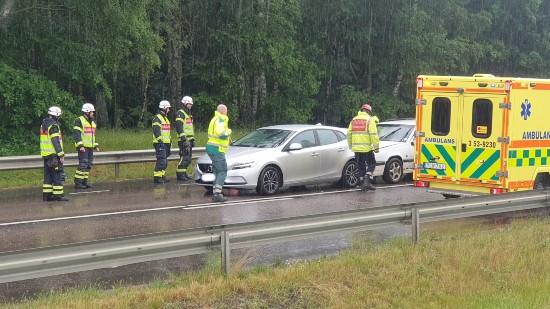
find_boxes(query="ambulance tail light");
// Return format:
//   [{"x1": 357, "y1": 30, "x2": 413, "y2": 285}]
[
  {"x1": 415, "y1": 181, "x2": 430, "y2": 188},
  {"x1": 490, "y1": 188, "x2": 505, "y2": 195},
  {"x1": 417, "y1": 78, "x2": 423, "y2": 89}
]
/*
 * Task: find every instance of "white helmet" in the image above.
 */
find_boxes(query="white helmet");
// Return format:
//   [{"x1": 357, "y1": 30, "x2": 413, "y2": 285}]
[
  {"x1": 82, "y1": 103, "x2": 95, "y2": 113},
  {"x1": 181, "y1": 96, "x2": 193, "y2": 105},
  {"x1": 47, "y1": 106, "x2": 62, "y2": 117},
  {"x1": 159, "y1": 100, "x2": 171, "y2": 109}
]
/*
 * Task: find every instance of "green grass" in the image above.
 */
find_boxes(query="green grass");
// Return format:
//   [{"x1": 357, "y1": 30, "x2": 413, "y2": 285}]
[
  {"x1": 0, "y1": 128, "x2": 249, "y2": 188},
  {"x1": 3, "y1": 217, "x2": 550, "y2": 308}
]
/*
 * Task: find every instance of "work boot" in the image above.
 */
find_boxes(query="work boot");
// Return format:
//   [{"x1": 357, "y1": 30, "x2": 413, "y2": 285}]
[
  {"x1": 212, "y1": 193, "x2": 228, "y2": 202},
  {"x1": 154, "y1": 177, "x2": 164, "y2": 185},
  {"x1": 83, "y1": 180, "x2": 93, "y2": 188},
  {"x1": 42, "y1": 193, "x2": 53, "y2": 202},
  {"x1": 162, "y1": 176, "x2": 170, "y2": 183},
  {"x1": 357, "y1": 177, "x2": 364, "y2": 188},
  {"x1": 362, "y1": 177, "x2": 376, "y2": 191},
  {"x1": 74, "y1": 179, "x2": 87, "y2": 190},
  {"x1": 176, "y1": 172, "x2": 189, "y2": 181},
  {"x1": 52, "y1": 195, "x2": 69, "y2": 202}
]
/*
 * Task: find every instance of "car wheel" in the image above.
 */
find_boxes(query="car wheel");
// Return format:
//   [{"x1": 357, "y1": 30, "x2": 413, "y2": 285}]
[
  {"x1": 382, "y1": 158, "x2": 403, "y2": 184},
  {"x1": 338, "y1": 160, "x2": 359, "y2": 188},
  {"x1": 534, "y1": 173, "x2": 548, "y2": 189},
  {"x1": 257, "y1": 166, "x2": 281, "y2": 195}
]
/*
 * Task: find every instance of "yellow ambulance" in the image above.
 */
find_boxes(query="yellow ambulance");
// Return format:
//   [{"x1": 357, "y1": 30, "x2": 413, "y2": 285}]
[{"x1": 413, "y1": 74, "x2": 550, "y2": 197}]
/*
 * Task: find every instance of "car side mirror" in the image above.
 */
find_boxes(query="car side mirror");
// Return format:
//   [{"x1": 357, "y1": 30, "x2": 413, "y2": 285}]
[{"x1": 288, "y1": 143, "x2": 303, "y2": 151}]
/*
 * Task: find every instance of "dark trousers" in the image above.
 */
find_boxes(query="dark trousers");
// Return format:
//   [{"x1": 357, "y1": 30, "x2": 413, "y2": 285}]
[
  {"x1": 176, "y1": 141, "x2": 193, "y2": 174},
  {"x1": 75, "y1": 148, "x2": 94, "y2": 182},
  {"x1": 154, "y1": 143, "x2": 171, "y2": 178},
  {"x1": 355, "y1": 151, "x2": 376, "y2": 179},
  {"x1": 43, "y1": 156, "x2": 63, "y2": 197}
]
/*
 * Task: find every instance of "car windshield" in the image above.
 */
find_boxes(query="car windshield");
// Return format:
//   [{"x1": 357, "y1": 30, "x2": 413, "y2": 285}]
[
  {"x1": 232, "y1": 129, "x2": 294, "y2": 148},
  {"x1": 378, "y1": 124, "x2": 414, "y2": 142}
]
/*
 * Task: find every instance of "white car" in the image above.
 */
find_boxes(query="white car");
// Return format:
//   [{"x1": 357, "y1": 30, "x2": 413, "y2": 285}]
[
  {"x1": 194, "y1": 124, "x2": 359, "y2": 195},
  {"x1": 372, "y1": 118, "x2": 416, "y2": 183}
]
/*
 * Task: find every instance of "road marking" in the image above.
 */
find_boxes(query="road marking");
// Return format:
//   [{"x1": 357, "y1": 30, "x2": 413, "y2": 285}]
[
  {"x1": 0, "y1": 184, "x2": 412, "y2": 226},
  {"x1": 184, "y1": 197, "x2": 294, "y2": 209},
  {"x1": 0, "y1": 196, "x2": 295, "y2": 227},
  {"x1": 69, "y1": 190, "x2": 111, "y2": 195}
]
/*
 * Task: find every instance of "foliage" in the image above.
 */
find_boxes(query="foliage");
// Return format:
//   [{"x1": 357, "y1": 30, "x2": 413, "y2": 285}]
[
  {"x1": 3, "y1": 0, "x2": 550, "y2": 150},
  {"x1": 0, "y1": 63, "x2": 79, "y2": 155}
]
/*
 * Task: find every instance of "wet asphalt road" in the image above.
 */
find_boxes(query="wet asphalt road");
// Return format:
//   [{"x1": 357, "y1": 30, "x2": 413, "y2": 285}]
[
  {"x1": 0, "y1": 179, "x2": 445, "y2": 301},
  {"x1": 0, "y1": 179, "x2": 444, "y2": 252}
]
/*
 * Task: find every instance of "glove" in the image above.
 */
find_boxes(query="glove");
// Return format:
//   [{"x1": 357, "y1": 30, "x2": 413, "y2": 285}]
[
  {"x1": 158, "y1": 142, "x2": 165, "y2": 150},
  {"x1": 183, "y1": 145, "x2": 190, "y2": 154},
  {"x1": 374, "y1": 149, "x2": 379, "y2": 153}
]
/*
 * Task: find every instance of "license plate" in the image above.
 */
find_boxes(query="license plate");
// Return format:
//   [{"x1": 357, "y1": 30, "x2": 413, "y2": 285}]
[
  {"x1": 201, "y1": 173, "x2": 215, "y2": 182},
  {"x1": 423, "y1": 162, "x2": 446, "y2": 170}
]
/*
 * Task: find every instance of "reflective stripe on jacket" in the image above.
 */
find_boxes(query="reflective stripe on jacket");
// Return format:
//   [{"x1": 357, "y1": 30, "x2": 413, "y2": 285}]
[
  {"x1": 74, "y1": 116, "x2": 97, "y2": 148},
  {"x1": 347, "y1": 111, "x2": 379, "y2": 152},
  {"x1": 176, "y1": 109, "x2": 194, "y2": 140},
  {"x1": 152, "y1": 113, "x2": 171, "y2": 144},
  {"x1": 206, "y1": 111, "x2": 230, "y2": 153},
  {"x1": 40, "y1": 119, "x2": 64, "y2": 157}
]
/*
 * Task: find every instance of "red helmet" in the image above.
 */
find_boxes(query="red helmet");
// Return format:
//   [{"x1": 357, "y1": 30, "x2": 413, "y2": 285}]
[{"x1": 361, "y1": 104, "x2": 372, "y2": 113}]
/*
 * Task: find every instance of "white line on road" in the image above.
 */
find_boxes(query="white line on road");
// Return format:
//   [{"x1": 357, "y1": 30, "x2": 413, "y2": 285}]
[
  {"x1": 1, "y1": 184, "x2": 412, "y2": 226},
  {"x1": 68, "y1": 190, "x2": 111, "y2": 195},
  {"x1": 0, "y1": 196, "x2": 295, "y2": 227}
]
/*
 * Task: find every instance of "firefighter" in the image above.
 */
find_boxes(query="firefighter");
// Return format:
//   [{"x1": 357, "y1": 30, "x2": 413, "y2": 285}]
[
  {"x1": 153, "y1": 100, "x2": 172, "y2": 185},
  {"x1": 74, "y1": 103, "x2": 99, "y2": 189},
  {"x1": 40, "y1": 106, "x2": 69, "y2": 201},
  {"x1": 347, "y1": 103, "x2": 380, "y2": 191},
  {"x1": 206, "y1": 104, "x2": 232, "y2": 202},
  {"x1": 175, "y1": 96, "x2": 195, "y2": 181}
]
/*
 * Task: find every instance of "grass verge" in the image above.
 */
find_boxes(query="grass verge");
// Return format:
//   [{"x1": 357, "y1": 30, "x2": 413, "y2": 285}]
[{"x1": 4, "y1": 217, "x2": 550, "y2": 308}]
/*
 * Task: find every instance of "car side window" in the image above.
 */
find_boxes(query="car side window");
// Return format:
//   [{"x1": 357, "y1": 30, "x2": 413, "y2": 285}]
[
  {"x1": 291, "y1": 130, "x2": 316, "y2": 148},
  {"x1": 316, "y1": 129, "x2": 339, "y2": 145}
]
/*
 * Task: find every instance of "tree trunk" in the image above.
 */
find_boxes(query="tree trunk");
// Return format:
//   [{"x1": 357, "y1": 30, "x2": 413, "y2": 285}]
[{"x1": 167, "y1": 11, "x2": 183, "y2": 107}]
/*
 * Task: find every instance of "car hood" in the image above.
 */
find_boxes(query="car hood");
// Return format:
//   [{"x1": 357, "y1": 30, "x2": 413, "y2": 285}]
[
  {"x1": 378, "y1": 140, "x2": 406, "y2": 150},
  {"x1": 196, "y1": 146, "x2": 275, "y2": 164}
]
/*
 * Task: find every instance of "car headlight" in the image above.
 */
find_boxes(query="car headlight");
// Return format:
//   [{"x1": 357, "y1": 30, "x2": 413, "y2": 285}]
[{"x1": 229, "y1": 160, "x2": 258, "y2": 170}]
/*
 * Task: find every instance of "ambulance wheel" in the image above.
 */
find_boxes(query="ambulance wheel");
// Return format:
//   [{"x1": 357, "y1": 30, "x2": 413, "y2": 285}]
[
  {"x1": 382, "y1": 158, "x2": 404, "y2": 184},
  {"x1": 534, "y1": 174, "x2": 549, "y2": 190}
]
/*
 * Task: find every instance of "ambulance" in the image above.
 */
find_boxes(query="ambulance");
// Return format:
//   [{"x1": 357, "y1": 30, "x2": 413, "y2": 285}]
[{"x1": 413, "y1": 74, "x2": 550, "y2": 197}]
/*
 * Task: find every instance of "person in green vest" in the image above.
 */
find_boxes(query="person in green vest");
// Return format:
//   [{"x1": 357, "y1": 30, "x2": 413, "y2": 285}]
[
  {"x1": 175, "y1": 95, "x2": 195, "y2": 181},
  {"x1": 153, "y1": 100, "x2": 172, "y2": 185},
  {"x1": 206, "y1": 104, "x2": 232, "y2": 202},
  {"x1": 347, "y1": 103, "x2": 380, "y2": 191},
  {"x1": 40, "y1": 106, "x2": 69, "y2": 202},
  {"x1": 73, "y1": 103, "x2": 100, "y2": 189}
]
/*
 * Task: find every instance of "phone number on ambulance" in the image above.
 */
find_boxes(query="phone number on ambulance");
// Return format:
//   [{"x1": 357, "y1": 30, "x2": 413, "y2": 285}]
[{"x1": 468, "y1": 141, "x2": 496, "y2": 148}]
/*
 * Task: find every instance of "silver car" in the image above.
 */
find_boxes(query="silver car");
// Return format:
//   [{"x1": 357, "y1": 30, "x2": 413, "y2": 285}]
[
  {"x1": 194, "y1": 124, "x2": 359, "y2": 195},
  {"x1": 372, "y1": 118, "x2": 416, "y2": 183}
]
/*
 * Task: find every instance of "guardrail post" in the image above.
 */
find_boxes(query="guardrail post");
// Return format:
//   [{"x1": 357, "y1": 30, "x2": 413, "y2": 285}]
[
  {"x1": 115, "y1": 163, "x2": 120, "y2": 178},
  {"x1": 412, "y1": 208, "x2": 420, "y2": 244},
  {"x1": 221, "y1": 231, "x2": 230, "y2": 276}
]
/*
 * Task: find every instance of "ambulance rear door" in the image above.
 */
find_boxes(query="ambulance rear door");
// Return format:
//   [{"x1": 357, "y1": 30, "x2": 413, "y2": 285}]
[
  {"x1": 417, "y1": 93, "x2": 461, "y2": 180},
  {"x1": 458, "y1": 94, "x2": 506, "y2": 185}
]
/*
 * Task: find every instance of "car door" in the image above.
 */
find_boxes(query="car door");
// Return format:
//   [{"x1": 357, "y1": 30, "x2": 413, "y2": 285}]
[
  {"x1": 282, "y1": 130, "x2": 321, "y2": 185},
  {"x1": 314, "y1": 129, "x2": 345, "y2": 180}
]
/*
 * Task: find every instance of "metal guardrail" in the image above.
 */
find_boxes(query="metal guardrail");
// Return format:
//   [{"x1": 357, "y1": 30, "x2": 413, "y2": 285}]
[
  {"x1": 0, "y1": 189, "x2": 548, "y2": 283},
  {"x1": 0, "y1": 148, "x2": 206, "y2": 177}
]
